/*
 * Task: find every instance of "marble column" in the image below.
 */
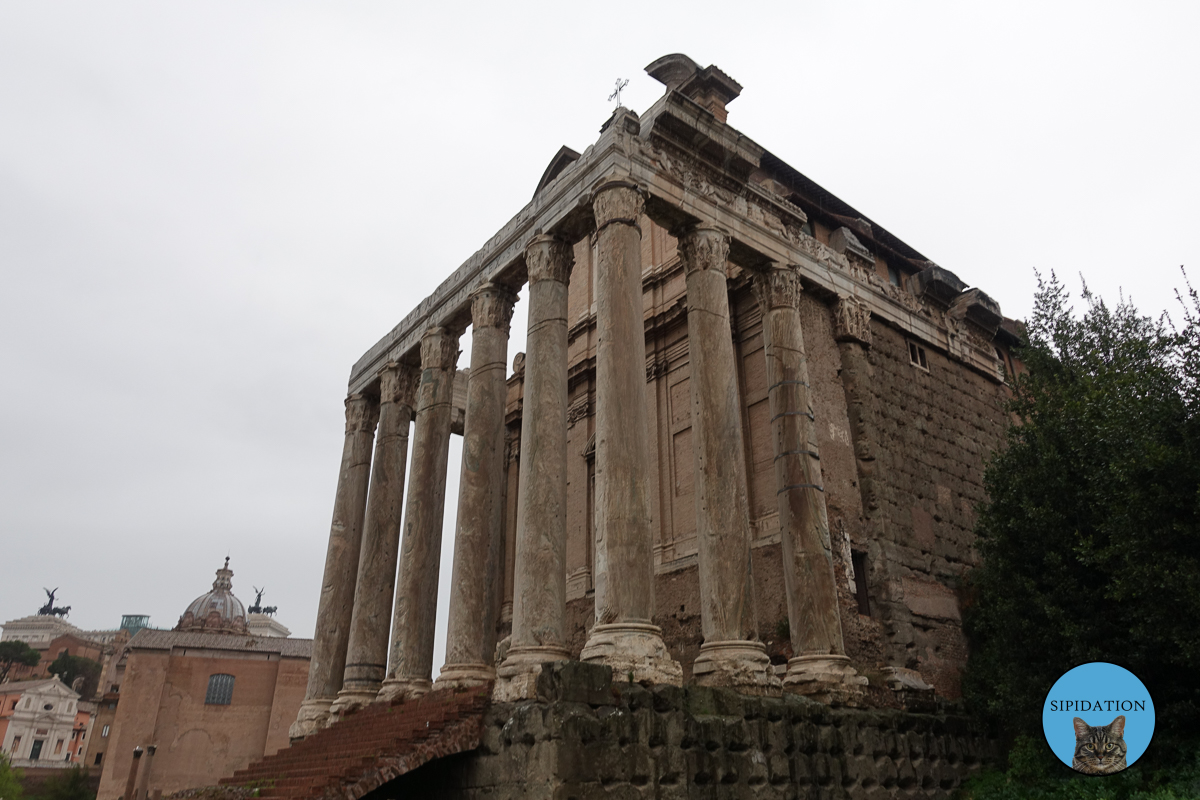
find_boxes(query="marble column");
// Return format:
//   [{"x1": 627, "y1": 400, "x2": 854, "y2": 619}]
[
  {"x1": 494, "y1": 236, "x2": 573, "y2": 701},
  {"x1": 579, "y1": 178, "x2": 682, "y2": 686},
  {"x1": 378, "y1": 326, "x2": 460, "y2": 703},
  {"x1": 677, "y1": 226, "x2": 780, "y2": 695},
  {"x1": 753, "y1": 266, "x2": 866, "y2": 702},
  {"x1": 436, "y1": 282, "x2": 517, "y2": 689},
  {"x1": 290, "y1": 393, "x2": 379, "y2": 738},
  {"x1": 331, "y1": 362, "x2": 419, "y2": 714}
]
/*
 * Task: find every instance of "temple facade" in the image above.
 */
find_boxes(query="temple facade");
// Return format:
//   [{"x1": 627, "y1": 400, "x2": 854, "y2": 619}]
[{"x1": 290, "y1": 53, "x2": 1020, "y2": 741}]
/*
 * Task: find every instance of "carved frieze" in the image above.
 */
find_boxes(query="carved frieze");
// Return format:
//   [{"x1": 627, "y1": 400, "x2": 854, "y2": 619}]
[
  {"x1": 752, "y1": 266, "x2": 803, "y2": 311},
  {"x1": 506, "y1": 434, "x2": 520, "y2": 463},
  {"x1": 420, "y1": 326, "x2": 460, "y2": 371},
  {"x1": 344, "y1": 393, "x2": 380, "y2": 434},
  {"x1": 829, "y1": 226, "x2": 874, "y2": 268},
  {"x1": 525, "y1": 235, "x2": 574, "y2": 285},
  {"x1": 469, "y1": 282, "x2": 518, "y2": 331},
  {"x1": 380, "y1": 362, "x2": 420, "y2": 410},
  {"x1": 677, "y1": 226, "x2": 730, "y2": 276},
  {"x1": 834, "y1": 296, "x2": 873, "y2": 348},
  {"x1": 511, "y1": 352, "x2": 526, "y2": 378}
]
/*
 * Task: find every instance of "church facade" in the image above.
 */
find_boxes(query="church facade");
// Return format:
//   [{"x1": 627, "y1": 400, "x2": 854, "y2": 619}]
[
  {"x1": 290, "y1": 53, "x2": 1019, "y2": 744},
  {"x1": 96, "y1": 561, "x2": 311, "y2": 800}
]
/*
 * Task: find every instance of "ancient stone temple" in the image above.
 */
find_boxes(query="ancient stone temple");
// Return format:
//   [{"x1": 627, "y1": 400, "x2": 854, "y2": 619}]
[{"x1": 266, "y1": 54, "x2": 1018, "y2": 798}]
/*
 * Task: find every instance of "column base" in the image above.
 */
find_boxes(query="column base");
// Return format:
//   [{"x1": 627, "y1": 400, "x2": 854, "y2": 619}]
[
  {"x1": 329, "y1": 684, "x2": 381, "y2": 718},
  {"x1": 493, "y1": 645, "x2": 571, "y2": 702},
  {"x1": 692, "y1": 640, "x2": 782, "y2": 696},
  {"x1": 580, "y1": 622, "x2": 682, "y2": 687},
  {"x1": 376, "y1": 676, "x2": 432, "y2": 704},
  {"x1": 288, "y1": 698, "x2": 332, "y2": 741},
  {"x1": 433, "y1": 663, "x2": 496, "y2": 691},
  {"x1": 782, "y1": 654, "x2": 868, "y2": 707}
]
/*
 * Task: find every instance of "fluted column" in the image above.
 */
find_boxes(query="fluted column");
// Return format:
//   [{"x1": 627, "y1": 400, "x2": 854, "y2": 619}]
[
  {"x1": 678, "y1": 226, "x2": 781, "y2": 694},
  {"x1": 290, "y1": 393, "x2": 379, "y2": 738},
  {"x1": 579, "y1": 178, "x2": 682, "y2": 686},
  {"x1": 331, "y1": 362, "x2": 419, "y2": 715},
  {"x1": 492, "y1": 236, "x2": 573, "y2": 701},
  {"x1": 378, "y1": 326, "x2": 460, "y2": 703},
  {"x1": 754, "y1": 266, "x2": 866, "y2": 702},
  {"x1": 436, "y1": 282, "x2": 517, "y2": 689}
]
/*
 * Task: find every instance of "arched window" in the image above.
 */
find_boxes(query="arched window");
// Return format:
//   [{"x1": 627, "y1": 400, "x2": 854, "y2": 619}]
[{"x1": 205, "y1": 673, "x2": 235, "y2": 705}]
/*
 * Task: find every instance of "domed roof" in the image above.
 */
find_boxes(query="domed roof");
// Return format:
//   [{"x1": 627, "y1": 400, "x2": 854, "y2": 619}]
[{"x1": 175, "y1": 558, "x2": 248, "y2": 635}]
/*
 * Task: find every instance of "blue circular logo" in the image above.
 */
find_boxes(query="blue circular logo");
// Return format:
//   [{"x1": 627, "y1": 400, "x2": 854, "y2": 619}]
[{"x1": 1043, "y1": 662, "x2": 1154, "y2": 774}]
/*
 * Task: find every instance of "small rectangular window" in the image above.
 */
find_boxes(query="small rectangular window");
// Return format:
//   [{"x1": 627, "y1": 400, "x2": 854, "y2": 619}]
[
  {"x1": 908, "y1": 341, "x2": 928, "y2": 370},
  {"x1": 888, "y1": 264, "x2": 903, "y2": 287},
  {"x1": 851, "y1": 550, "x2": 871, "y2": 616},
  {"x1": 205, "y1": 673, "x2": 235, "y2": 705},
  {"x1": 94, "y1": 752, "x2": 103, "y2": 766},
  {"x1": 10, "y1": 736, "x2": 20, "y2": 753},
  {"x1": 101, "y1": 725, "x2": 110, "y2": 738}
]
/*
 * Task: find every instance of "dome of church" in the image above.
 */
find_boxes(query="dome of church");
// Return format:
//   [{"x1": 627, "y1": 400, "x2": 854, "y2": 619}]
[{"x1": 176, "y1": 558, "x2": 248, "y2": 635}]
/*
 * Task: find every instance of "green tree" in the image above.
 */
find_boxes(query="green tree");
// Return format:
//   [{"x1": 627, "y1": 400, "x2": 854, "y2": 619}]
[
  {"x1": 0, "y1": 753, "x2": 24, "y2": 800},
  {"x1": 46, "y1": 654, "x2": 101, "y2": 700},
  {"x1": 31, "y1": 766, "x2": 93, "y2": 800},
  {"x1": 963, "y1": 273, "x2": 1200, "y2": 767},
  {"x1": 0, "y1": 642, "x2": 41, "y2": 684}
]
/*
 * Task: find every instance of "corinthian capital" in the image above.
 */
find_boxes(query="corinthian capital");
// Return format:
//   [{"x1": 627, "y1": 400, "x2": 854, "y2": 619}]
[
  {"x1": 677, "y1": 226, "x2": 730, "y2": 277},
  {"x1": 752, "y1": 265, "x2": 803, "y2": 312},
  {"x1": 525, "y1": 236, "x2": 574, "y2": 285},
  {"x1": 380, "y1": 362, "x2": 420, "y2": 409},
  {"x1": 344, "y1": 393, "x2": 380, "y2": 434},
  {"x1": 420, "y1": 326, "x2": 460, "y2": 371},
  {"x1": 470, "y1": 282, "x2": 518, "y2": 331},
  {"x1": 834, "y1": 295, "x2": 873, "y2": 347},
  {"x1": 592, "y1": 179, "x2": 643, "y2": 229}
]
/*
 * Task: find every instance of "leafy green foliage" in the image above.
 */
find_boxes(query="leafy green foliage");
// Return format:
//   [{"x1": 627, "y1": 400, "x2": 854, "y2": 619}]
[
  {"x1": 29, "y1": 767, "x2": 94, "y2": 800},
  {"x1": 0, "y1": 753, "x2": 24, "y2": 800},
  {"x1": 963, "y1": 273, "x2": 1200, "y2": 768},
  {"x1": 46, "y1": 654, "x2": 101, "y2": 700},
  {"x1": 959, "y1": 736, "x2": 1200, "y2": 800},
  {"x1": 0, "y1": 642, "x2": 41, "y2": 683}
]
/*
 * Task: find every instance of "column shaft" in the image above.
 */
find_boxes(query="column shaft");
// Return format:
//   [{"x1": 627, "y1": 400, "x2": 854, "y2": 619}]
[
  {"x1": 331, "y1": 363, "x2": 418, "y2": 714},
  {"x1": 754, "y1": 267, "x2": 866, "y2": 700},
  {"x1": 290, "y1": 393, "x2": 379, "y2": 738},
  {"x1": 493, "y1": 236, "x2": 573, "y2": 701},
  {"x1": 678, "y1": 227, "x2": 779, "y2": 694},
  {"x1": 436, "y1": 283, "x2": 516, "y2": 689},
  {"x1": 378, "y1": 327, "x2": 459, "y2": 703},
  {"x1": 579, "y1": 179, "x2": 681, "y2": 686}
]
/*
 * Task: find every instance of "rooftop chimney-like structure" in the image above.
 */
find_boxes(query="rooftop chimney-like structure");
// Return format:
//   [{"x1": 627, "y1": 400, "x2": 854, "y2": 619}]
[{"x1": 645, "y1": 53, "x2": 742, "y2": 122}]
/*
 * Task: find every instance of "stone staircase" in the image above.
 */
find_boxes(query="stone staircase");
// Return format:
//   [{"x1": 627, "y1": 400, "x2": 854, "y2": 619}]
[{"x1": 218, "y1": 685, "x2": 490, "y2": 799}]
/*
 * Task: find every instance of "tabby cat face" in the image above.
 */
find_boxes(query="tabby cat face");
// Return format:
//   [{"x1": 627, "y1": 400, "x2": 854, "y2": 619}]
[{"x1": 1072, "y1": 715, "x2": 1127, "y2": 775}]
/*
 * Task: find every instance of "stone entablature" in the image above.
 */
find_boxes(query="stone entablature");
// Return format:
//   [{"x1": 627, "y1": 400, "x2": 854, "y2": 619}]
[{"x1": 346, "y1": 94, "x2": 1003, "y2": 396}]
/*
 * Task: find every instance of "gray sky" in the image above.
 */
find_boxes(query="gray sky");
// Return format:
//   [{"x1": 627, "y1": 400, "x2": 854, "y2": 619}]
[{"x1": 2, "y1": 2, "x2": 1197, "y2": 673}]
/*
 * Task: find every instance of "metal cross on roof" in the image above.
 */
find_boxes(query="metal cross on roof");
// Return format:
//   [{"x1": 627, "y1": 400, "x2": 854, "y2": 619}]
[{"x1": 608, "y1": 78, "x2": 629, "y2": 107}]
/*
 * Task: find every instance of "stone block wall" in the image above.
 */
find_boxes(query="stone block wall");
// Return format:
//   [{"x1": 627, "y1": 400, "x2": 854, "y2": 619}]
[
  {"x1": 862, "y1": 320, "x2": 1008, "y2": 696},
  {"x1": 373, "y1": 664, "x2": 998, "y2": 799}
]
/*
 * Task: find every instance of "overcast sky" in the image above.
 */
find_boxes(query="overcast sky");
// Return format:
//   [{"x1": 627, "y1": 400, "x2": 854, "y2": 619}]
[{"x1": 2, "y1": 2, "x2": 1197, "y2": 673}]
